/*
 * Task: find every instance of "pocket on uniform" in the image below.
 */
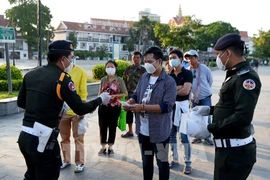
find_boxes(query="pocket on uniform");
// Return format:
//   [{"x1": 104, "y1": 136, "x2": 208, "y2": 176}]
[{"x1": 243, "y1": 143, "x2": 257, "y2": 166}]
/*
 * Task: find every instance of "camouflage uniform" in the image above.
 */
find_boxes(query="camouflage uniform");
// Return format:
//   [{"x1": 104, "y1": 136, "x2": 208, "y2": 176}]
[{"x1": 122, "y1": 65, "x2": 146, "y2": 98}]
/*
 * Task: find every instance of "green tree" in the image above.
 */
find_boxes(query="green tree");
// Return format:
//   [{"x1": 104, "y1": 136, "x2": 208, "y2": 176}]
[
  {"x1": 5, "y1": 1, "x2": 54, "y2": 59},
  {"x1": 68, "y1": 31, "x2": 78, "y2": 49},
  {"x1": 96, "y1": 45, "x2": 108, "y2": 60},
  {"x1": 252, "y1": 30, "x2": 270, "y2": 59},
  {"x1": 194, "y1": 21, "x2": 239, "y2": 51}
]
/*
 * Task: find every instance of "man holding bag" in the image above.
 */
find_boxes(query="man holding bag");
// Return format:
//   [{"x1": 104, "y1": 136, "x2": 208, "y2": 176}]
[{"x1": 192, "y1": 33, "x2": 261, "y2": 179}]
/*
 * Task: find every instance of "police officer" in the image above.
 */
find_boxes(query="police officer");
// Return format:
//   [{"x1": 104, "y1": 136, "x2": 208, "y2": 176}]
[
  {"x1": 192, "y1": 33, "x2": 261, "y2": 180},
  {"x1": 17, "y1": 40, "x2": 111, "y2": 180}
]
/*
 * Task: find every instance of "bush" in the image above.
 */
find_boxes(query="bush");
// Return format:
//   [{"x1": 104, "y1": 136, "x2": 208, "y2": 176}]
[
  {"x1": 208, "y1": 61, "x2": 217, "y2": 67},
  {"x1": 0, "y1": 79, "x2": 23, "y2": 91},
  {"x1": 0, "y1": 64, "x2": 23, "y2": 80},
  {"x1": 92, "y1": 60, "x2": 131, "y2": 80}
]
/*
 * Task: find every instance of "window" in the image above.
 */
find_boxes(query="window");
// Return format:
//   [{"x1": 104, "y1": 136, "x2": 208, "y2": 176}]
[{"x1": 80, "y1": 42, "x2": 86, "y2": 49}]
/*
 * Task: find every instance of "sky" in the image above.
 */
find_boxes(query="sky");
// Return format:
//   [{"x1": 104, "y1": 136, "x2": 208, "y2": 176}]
[{"x1": 1, "y1": 0, "x2": 269, "y2": 37}]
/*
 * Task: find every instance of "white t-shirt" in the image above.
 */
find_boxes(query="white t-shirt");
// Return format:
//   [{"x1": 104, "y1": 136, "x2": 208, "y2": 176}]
[{"x1": 140, "y1": 76, "x2": 158, "y2": 136}]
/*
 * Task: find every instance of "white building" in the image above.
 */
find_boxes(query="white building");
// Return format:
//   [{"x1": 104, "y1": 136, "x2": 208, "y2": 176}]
[
  {"x1": 0, "y1": 15, "x2": 29, "y2": 60},
  {"x1": 240, "y1": 31, "x2": 254, "y2": 55},
  {"x1": 139, "y1": 8, "x2": 160, "y2": 22},
  {"x1": 54, "y1": 18, "x2": 135, "y2": 60}
]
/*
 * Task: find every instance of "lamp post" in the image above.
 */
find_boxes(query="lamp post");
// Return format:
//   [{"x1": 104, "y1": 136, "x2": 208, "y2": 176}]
[
  {"x1": 12, "y1": 26, "x2": 21, "y2": 66},
  {"x1": 37, "y1": 0, "x2": 42, "y2": 66}
]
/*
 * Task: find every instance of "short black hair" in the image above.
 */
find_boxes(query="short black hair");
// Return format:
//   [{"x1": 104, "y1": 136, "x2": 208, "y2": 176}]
[
  {"x1": 143, "y1": 46, "x2": 163, "y2": 60},
  {"x1": 169, "y1": 49, "x2": 183, "y2": 58},
  {"x1": 227, "y1": 41, "x2": 245, "y2": 57},
  {"x1": 105, "y1": 60, "x2": 118, "y2": 68},
  {"x1": 47, "y1": 51, "x2": 70, "y2": 63},
  {"x1": 132, "y1": 51, "x2": 142, "y2": 57}
]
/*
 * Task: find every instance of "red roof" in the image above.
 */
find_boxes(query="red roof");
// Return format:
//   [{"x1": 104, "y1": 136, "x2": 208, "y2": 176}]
[
  {"x1": 240, "y1": 31, "x2": 248, "y2": 38},
  {"x1": 56, "y1": 18, "x2": 134, "y2": 35},
  {"x1": 168, "y1": 16, "x2": 185, "y2": 26}
]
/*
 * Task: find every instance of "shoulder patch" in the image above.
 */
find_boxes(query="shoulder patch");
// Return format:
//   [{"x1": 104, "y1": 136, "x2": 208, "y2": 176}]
[
  {"x1": 243, "y1": 79, "x2": 256, "y2": 90},
  {"x1": 68, "y1": 82, "x2": 76, "y2": 91}
]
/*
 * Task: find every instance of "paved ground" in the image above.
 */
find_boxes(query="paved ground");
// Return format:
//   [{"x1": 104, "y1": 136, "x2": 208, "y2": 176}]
[{"x1": 0, "y1": 65, "x2": 269, "y2": 180}]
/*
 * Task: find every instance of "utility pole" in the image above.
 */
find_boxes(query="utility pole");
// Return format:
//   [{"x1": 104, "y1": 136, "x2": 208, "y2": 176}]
[
  {"x1": 37, "y1": 0, "x2": 42, "y2": 66},
  {"x1": 5, "y1": 43, "x2": 12, "y2": 93}
]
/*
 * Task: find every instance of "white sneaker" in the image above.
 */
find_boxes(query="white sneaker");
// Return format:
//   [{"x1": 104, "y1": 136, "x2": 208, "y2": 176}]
[
  {"x1": 60, "y1": 161, "x2": 70, "y2": 169},
  {"x1": 74, "y1": 164, "x2": 84, "y2": 173}
]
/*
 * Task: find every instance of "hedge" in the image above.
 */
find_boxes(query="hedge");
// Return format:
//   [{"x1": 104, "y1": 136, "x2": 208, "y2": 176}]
[
  {"x1": 0, "y1": 79, "x2": 23, "y2": 91},
  {"x1": 0, "y1": 64, "x2": 23, "y2": 80},
  {"x1": 92, "y1": 60, "x2": 131, "y2": 80}
]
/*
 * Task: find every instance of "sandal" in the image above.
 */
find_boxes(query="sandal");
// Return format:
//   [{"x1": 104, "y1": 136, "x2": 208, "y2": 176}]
[{"x1": 121, "y1": 132, "x2": 134, "y2": 138}]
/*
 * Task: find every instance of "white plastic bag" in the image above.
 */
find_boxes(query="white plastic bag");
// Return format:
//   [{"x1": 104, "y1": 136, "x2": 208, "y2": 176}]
[{"x1": 78, "y1": 118, "x2": 89, "y2": 135}]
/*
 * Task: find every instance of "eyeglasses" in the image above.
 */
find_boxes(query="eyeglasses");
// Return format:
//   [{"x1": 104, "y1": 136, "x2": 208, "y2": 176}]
[{"x1": 193, "y1": 69, "x2": 196, "y2": 78}]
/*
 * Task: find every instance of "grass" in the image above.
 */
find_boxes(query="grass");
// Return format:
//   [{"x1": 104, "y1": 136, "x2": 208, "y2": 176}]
[{"x1": 0, "y1": 91, "x2": 19, "y2": 99}]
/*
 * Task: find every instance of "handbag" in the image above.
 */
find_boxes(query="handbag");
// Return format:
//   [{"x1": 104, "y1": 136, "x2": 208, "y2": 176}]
[{"x1": 118, "y1": 94, "x2": 126, "y2": 131}]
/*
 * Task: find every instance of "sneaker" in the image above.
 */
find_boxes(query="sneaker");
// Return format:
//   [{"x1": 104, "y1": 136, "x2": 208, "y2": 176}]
[
  {"x1": 108, "y1": 149, "x2": 114, "y2": 155},
  {"x1": 98, "y1": 148, "x2": 106, "y2": 155},
  {"x1": 60, "y1": 161, "x2": 70, "y2": 169},
  {"x1": 121, "y1": 132, "x2": 134, "y2": 138},
  {"x1": 169, "y1": 161, "x2": 179, "y2": 169},
  {"x1": 204, "y1": 138, "x2": 214, "y2": 146},
  {"x1": 74, "y1": 164, "x2": 84, "y2": 173},
  {"x1": 191, "y1": 138, "x2": 202, "y2": 144},
  {"x1": 183, "y1": 165, "x2": 192, "y2": 175}
]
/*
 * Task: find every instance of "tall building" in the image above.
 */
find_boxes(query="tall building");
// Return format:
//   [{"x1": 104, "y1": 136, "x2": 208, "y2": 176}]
[
  {"x1": 240, "y1": 31, "x2": 254, "y2": 55},
  {"x1": 139, "y1": 8, "x2": 160, "y2": 22},
  {"x1": 54, "y1": 18, "x2": 134, "y2": 60}
]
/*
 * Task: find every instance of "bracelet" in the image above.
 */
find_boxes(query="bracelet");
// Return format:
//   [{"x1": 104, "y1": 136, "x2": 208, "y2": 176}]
[{"x1": 141, "y1": 103, "x2": 145, "y2": 113}]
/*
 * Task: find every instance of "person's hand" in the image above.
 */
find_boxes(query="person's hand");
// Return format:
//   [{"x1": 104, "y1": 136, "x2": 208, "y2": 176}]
[
  {"x1": 195, "y1": 121, "x2": 211, "y2": 139},
  {"x1": 129, "y1": 104, "x2": 142, "y2": 113},
  {"x1": 98, "y1": 92, "x2": 111, "y2": 105},
  {"x1": 127, "y1": 98, "x2": 135, "y2": 105},
  {"x1": 177, "y1": 85, "x2": 183, "y2": 91},
  {"x1": 192, "y1": 106, "x2": 210, "y2": 116}
]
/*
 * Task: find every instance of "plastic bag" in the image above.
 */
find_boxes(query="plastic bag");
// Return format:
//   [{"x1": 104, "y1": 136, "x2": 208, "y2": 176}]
[
  {"x1": 78, "y1": 118, "x2": 89, "y2": 135},
  {"x1": 118, "y1": 94, "x2": 126, "y2": 131}
]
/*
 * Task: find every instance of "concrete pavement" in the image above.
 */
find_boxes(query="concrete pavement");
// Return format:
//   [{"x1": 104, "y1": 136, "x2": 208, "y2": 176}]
[{"x1": 0, "y1": 66, "x2": 270, "y2": 180}]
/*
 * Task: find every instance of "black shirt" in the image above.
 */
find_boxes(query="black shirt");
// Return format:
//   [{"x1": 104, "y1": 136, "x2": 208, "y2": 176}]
[
  {"x1": 208, "y1": 61, "x2": 261, "y2": 139},
  {"x1": 17, "y1": 63, "x2": 102, "y2": 128},
  {"x1": 170, "y1": 67, "x2": 193, "y2": 101}
]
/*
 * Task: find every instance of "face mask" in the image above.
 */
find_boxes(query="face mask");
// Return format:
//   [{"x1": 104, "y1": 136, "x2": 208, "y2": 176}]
[
  {"x1": 169, "y1": 59, "x2": 180, "y2": 67},
  {"x1": 216, "y1": 51, "x2": 229, "y2": 71},
  {"x1": 62, "y1": 57, "x2": 73, "y2": 73},
  {"x1": 145, "y1": 61, "x2": 158, "y2": 74},
  {"x1": 72, "y1": 58, "x2": 76, "y2": 64},
  {"x1": 106, "y1": 67, "x2": 116, "y2": 75}
]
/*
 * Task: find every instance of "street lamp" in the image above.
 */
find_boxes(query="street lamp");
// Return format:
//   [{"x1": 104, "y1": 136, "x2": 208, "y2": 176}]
[
  {"x1": 12, "y1": 25, "x2": 21, "y2": 66},
  {"x1": 37, "y1": 0, "x2": 42, "y2": 66}
]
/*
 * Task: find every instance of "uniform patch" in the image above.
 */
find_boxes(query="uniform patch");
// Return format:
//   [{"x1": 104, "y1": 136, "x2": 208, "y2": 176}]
[
  {"x1": 243, "y1": 79, "x2": 255, "y2": 90},
  {"x1": 68, "y1": 82, "x2": 76, "y2": 91}
]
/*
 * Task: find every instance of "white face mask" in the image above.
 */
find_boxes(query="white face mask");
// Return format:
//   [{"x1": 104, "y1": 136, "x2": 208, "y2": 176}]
[
  {"x1": 106, "y1": 67, "x2": 116, "y2": 75},
  {"x1": 62, "y1": 57, "x2": 73, "y2": 73},
  {"x1": 145, "y1": 61, "x2": 158, "y2": 74},
  {"x1": 216, "y1": 51, "x2": 229, "y2": 71},
  {"x1": 169, "y1": 59, "x2": 180, "y2": 67}
]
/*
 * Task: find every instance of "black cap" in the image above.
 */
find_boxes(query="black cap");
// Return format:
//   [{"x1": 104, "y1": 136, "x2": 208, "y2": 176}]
[
  {"x1": 214, "y1": 33, "x2": 242, "y2": 50},
  {"x1": 48, "y1": 40, "x2": 74, "y2": 52}
]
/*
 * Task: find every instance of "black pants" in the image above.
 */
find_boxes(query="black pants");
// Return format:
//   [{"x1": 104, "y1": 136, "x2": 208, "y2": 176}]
[
  {"x1": 18, "y1": 131, "x2": 62, "y2": 180},
  {"x1": 214, "y1": 139, "x2": 256, "y2": 180},
  {"x1": 138, "y1": 133, "x2": 170, "y2": 180},
  {"x1": 126, "y1": 110, "x2": 134, "y2": 124},
  {"x1": 98, "y1": 105, "x2": 121, "y2": 145}
]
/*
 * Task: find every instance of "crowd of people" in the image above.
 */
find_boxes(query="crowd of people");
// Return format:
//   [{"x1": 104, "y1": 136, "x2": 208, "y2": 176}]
[{"x1": 17, "y1": 33, "x2": 261, "y2": 180}]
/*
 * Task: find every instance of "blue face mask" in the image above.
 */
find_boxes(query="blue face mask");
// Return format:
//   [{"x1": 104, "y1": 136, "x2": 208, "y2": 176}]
[
  {"x1": 72, "y1": 58, "x2": 76, "y2": 64},
  {"x1": 169, "y1": 59, "x2": 180, "y2": 67}
]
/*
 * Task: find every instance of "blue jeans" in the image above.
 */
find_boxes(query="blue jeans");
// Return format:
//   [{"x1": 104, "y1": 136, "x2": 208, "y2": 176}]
[
  {"x1": 138, "y1": 133, "x2": 170, "y2": 180},
  {"x1": 169, "y1": 125, "x2": 191, "y2": 166},
  {"x1": 192, "y1": 96, "x2": 212, "y2": 140}
]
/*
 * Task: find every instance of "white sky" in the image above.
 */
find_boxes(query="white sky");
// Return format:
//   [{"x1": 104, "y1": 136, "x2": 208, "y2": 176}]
[{"x1": 1, "y1": 0, "x2": 269, "y2": 37}]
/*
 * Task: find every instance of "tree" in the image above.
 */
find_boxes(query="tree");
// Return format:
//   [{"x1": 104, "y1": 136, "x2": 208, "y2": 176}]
[
  {"x1": 252, "y1": 30, "x2": 270, "y2": 59},
  {"x1": 194, "y1": 21, "x2": 239, "y2": 51},
  {"x1": 5, "y1": 1, "x2": 54, "y2": 59},
  {"x1": 68, "y1": 31, "x2": 78, "y2": 49}
]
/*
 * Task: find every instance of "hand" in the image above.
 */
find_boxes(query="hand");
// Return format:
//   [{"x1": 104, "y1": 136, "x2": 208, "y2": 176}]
[
  {"x1": 122, "y1": 105, "x2": 130, "y2": 111},
  {"x1": 192, "y1": 106, "x2": 210, "y2": 116},
  {"x1": 127, "y1": 98, "x2": 135, "y2": 105},
  {"x1": 129, "y1": 104, "x2": 142, "y2": 113},
  {"x1": 99, "y1": 92, "x2": 111, "y2": 105},
  {"x1": 195, "y1": 121, "x2": 211, "y2": 139},
  {"x1": 177, "y1": 85, "x2": 183, "y2": 91}
]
